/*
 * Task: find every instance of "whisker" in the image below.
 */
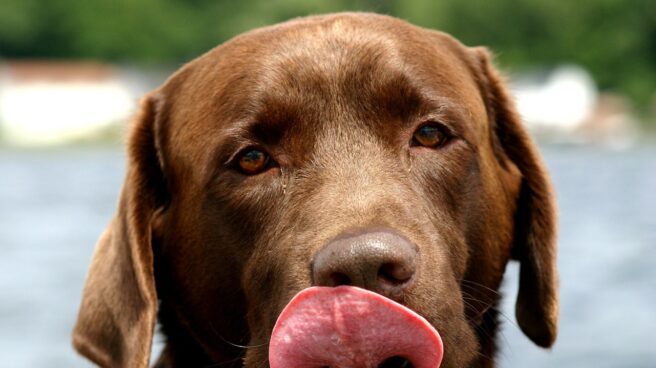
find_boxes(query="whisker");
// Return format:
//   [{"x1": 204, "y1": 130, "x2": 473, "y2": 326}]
[
  {"x1": 460, "y1": 279, "x2": 502, "y2": 297},
  {"x1": 218, "y1": 335, "x2": 268, "y2": 350},
  {"x1": 207, "y1": 322, "x2": 268, "y2": 350},
  {"x1": 461, "y1": 292, "x2": 518, "y2": 332}
]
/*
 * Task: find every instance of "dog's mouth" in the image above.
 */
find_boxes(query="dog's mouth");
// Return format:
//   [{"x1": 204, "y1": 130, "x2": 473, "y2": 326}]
[{"x1": 269, "y1": 286, "x2": 443, "y2": 368}]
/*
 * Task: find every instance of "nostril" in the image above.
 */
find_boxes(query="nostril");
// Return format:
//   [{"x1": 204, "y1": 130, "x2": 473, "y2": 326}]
[
  {"x1": 378, "y1": 262, "x2": 414, "y2": 286},
  {"x1": 328, "y1": 273, "x2": 352, "y2": 287}
]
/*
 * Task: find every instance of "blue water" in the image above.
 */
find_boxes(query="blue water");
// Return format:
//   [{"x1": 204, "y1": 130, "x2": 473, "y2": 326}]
[{"x1": 0, "y1": 145, "x2": 654, "y2": 367}]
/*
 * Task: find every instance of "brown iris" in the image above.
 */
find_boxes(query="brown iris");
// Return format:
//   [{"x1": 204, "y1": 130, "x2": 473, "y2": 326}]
[
  {"x1": 412, "y1": 124, "x2": 448, "y2": 148},
  {"x1": 237, "y1": 149, "x2": 269, "y2": 174}
]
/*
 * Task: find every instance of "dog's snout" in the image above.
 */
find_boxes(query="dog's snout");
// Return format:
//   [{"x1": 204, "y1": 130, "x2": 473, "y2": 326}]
[{"x1": 312, "y1": 230, "x2": 418, "y2": 300}]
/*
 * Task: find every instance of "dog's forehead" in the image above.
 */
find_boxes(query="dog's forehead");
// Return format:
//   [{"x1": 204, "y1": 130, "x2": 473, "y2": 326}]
[
  {"x1": 162, "y1": 14, "x2": 487, "y2": 175},
  {"x1": 209, "y1": 14, "x2": 483, "y2": 114}
]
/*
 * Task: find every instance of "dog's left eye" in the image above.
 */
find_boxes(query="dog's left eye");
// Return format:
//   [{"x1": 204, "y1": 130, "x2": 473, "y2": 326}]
[
  {"x1": 412, "y1": 123, "x2": 449, "y2": 148},
  {"x1": 236, "y1": 148, "x2": 270, "y2": 174}
]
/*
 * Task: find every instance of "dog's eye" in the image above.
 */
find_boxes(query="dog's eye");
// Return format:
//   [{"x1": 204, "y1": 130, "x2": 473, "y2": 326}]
[
  {"x1": 237, "y1": 148, "x2": 270, "y2": 174},
  {"x1": 412, "y1": 123, "x2": 449, "y2": 148}
]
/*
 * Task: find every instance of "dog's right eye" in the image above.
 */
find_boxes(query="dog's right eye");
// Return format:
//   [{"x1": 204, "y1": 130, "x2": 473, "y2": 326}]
[
  {"x1": 412, "y1": 123, "x2": 450, "y2": 148},
  {"x1": 236, "y1": 148, "x2": 270, "y2": 175}
]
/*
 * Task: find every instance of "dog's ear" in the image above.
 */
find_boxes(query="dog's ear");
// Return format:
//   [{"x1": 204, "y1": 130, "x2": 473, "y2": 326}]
[
  {"x1": 73, "y1": 92, "x2": 168, "y2": 367},
  {"x1": 471, "y1": 47, "x2": 559, "y2": 348}
]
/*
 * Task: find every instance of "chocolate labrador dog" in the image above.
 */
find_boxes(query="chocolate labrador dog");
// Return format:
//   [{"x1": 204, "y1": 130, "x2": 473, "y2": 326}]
[{"x1": 73, "y1": 12, "x2": 557, "y2": 368}]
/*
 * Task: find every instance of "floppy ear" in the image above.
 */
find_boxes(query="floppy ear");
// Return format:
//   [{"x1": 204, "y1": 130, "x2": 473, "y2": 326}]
[
  {"x1": 472, "y1": 47, "x2": 559, "y2": 348},
  {"x1": 73, "y1": 93, "x2": 168, "y2": 367}
]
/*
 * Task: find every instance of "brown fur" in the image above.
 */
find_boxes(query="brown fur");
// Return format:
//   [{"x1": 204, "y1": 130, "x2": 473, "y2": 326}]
[{"x1": 73, "y1": 13, "x2": 558, "y2": 368}]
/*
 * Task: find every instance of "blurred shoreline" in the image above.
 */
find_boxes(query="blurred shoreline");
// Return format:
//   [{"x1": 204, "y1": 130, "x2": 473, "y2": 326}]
[{"x1": 1, "y1": 60, "x2": 653, "y2": 149}]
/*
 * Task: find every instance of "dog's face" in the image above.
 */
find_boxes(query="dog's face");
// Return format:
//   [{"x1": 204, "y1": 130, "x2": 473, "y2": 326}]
[{"x1": 73, "y1": 13, "x2": 557, "y2": 368}]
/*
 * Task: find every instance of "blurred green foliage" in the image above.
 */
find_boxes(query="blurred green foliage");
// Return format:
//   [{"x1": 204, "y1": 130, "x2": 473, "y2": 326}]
[{"x1": 1, "y1": 0, "x2": 654, "y2": 113}]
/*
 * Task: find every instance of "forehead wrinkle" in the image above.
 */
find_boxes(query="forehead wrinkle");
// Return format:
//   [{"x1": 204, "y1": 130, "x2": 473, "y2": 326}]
[
  {"x1": 252, "y1": 19, "x2": 406, "y2": 101},
  {"x1": 416, "y1": 94, "x2": 471, "y2": 128},
  {"x1": 211, "y1": 118, "x2": 291, "y2": 158}
]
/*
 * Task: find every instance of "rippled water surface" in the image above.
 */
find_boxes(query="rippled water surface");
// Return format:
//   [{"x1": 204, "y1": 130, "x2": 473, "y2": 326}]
[{"x1": 1, "y1": 145, "x2": 654, "y2": 367}]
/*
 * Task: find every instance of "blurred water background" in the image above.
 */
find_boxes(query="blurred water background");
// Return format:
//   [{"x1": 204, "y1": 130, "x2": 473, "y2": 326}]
[
  {"x1": 1, "y1": 144, "x2": 654, "y2": 367},
  {"x1": 1, "y1": 1, "x2": 655, "y2": 367}
]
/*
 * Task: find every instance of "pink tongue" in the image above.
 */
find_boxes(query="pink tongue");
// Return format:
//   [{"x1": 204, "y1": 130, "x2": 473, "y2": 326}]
[{"x1": 269, "y1": 286, "x2": 443, "y2": 368}]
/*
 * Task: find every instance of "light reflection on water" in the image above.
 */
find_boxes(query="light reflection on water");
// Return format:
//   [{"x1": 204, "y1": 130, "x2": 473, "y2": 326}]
[{"x1": 0, "y1": 145, "x2": 654, "y2": 367}]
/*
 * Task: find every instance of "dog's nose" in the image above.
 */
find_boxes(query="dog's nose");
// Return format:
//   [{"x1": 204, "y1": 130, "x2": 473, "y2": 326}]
[{"x1": 312, "y1": 230, "x2": 418, "y2": 299}]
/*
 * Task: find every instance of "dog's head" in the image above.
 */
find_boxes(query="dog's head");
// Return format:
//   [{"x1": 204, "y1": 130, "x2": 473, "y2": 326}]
[{"x1": 73, "y1": 13, "x2": 557, "y2": 368}]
